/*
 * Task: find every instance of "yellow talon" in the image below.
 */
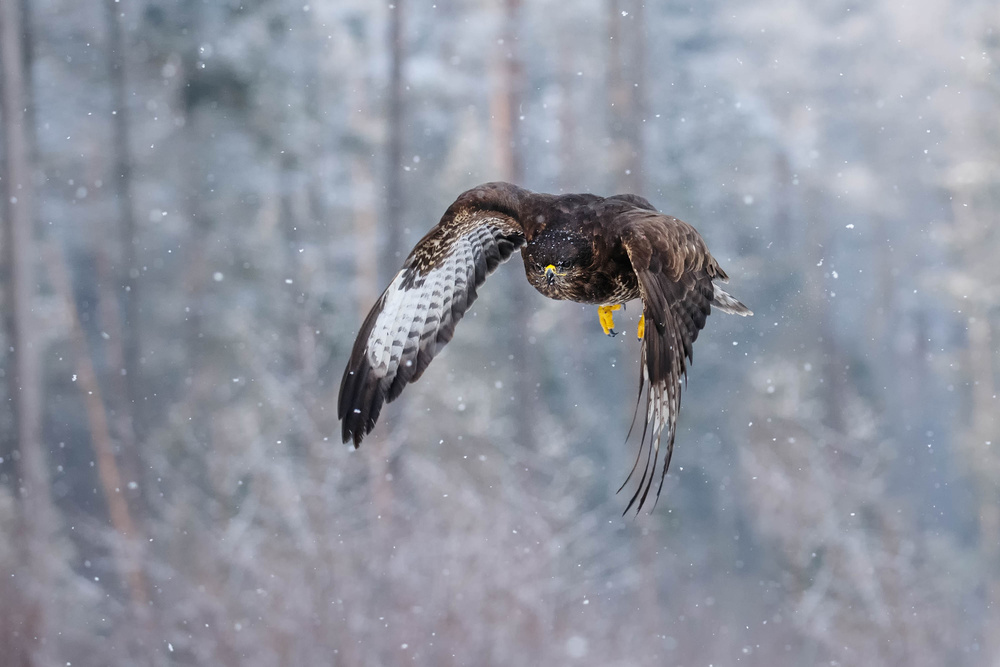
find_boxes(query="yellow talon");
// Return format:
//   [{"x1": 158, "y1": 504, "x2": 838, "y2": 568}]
[
  {"x1": 598, "y1": 304, "x2": 622, "y2": 336},
  {"x1": 637, "y1": 313, "x2": 645, "y2": 340}
]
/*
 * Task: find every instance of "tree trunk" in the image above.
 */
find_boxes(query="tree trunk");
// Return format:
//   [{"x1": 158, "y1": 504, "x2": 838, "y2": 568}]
[
  {"x1": 382, "y1": 0, "x2": 406, "y2": 281},
  {"x1": 556, "y1": 33, "x2": 578, "y2": 193},
  {"x1": 95, "y1": 250, "x2": 144, "y2": 504},
  {"x1": 493, "y1": 0, "x2": 539, "y2": 452},
  {"x1": 606, "y1": 0, "x2": 645, "y2": 195},
  {"x1": 351, "y1": 162, "x2": 380, "y2": 321},
  {"x1": 949, "y1": 186, "x2": 1000, "y2": 664},
  {"x1": 104, "y1": 0, "x2": 144, "y2": 447},
  {"x1": 45, "y1": 243, "x2": 150, "y2": 612},
  {"x1": 0, "y1": 0, "x2": 58, "y2": 661},
  {"x1": 629, "y1": 0, "x2": 646, "y2": 194},
  {"x1": 492, "y1": 0, "x2": 524, "y2": 184}
]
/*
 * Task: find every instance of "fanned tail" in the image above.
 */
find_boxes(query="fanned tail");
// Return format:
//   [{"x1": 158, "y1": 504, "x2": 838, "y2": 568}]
[{"x1": 712, "y1": 284, "x2": 752, "y2": 316}]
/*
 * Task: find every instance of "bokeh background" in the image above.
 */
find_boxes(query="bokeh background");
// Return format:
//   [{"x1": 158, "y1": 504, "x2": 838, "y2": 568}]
[{"x1": 1, "y1": 0, "x2": 998, "y2": 665}]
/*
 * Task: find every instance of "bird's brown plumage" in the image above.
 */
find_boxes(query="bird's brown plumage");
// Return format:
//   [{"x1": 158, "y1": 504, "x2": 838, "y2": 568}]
[{"x1": 338, "y1": 181, "x2": 751, "y2": 512}]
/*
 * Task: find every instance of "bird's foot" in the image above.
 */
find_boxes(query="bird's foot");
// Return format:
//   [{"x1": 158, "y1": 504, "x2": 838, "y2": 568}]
[
  {"x1": 637, "y1": 313, "x2": 645, "y2": 340},
  {"x1": 598, "y1": 304, "x2": 623, "y2": 336}
]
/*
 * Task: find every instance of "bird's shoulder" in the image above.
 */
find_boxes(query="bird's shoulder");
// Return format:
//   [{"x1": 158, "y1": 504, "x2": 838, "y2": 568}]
[
  {"x1": 407, "y1": 184, "x2": 528, "y2": 275},
  {"x1": 520, "y1": 192, "x2": 646, "y2": 238},
  {"x1": 618, "y1": 208, "x2": 721, "y2": 280}
]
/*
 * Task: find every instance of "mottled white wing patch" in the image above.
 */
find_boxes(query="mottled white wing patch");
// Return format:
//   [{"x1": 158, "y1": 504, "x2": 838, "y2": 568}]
[
  {"x1": 339, "y1": 216, "x2": 524, "y2": 447},
  {"x1": 365, "y1": 229, "x2": 483, "y2": 380}
]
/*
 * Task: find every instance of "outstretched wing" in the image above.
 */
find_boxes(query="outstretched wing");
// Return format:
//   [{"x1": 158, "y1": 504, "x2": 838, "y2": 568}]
[
  {"x1": 339, "y1": 207, "x2": 525, "y2": 447},
  {"x1": 618, "y1": 209, "x2": 745, "y2": 513}
]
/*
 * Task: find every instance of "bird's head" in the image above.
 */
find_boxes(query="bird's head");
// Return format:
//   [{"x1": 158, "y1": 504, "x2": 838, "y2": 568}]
[{"x1": 525, "y1": 231, "x2": 592, "y2": 288}]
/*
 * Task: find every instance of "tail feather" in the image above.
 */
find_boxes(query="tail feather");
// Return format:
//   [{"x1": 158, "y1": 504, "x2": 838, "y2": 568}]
[{"x1": 712, "y1": 284, "x2": 752, "y2": 316}]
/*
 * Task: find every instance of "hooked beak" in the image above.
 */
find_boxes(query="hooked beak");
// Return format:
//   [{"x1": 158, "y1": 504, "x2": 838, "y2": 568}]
[{"x1": 544, "y1": 264, "x2": 559, "y2": 285}]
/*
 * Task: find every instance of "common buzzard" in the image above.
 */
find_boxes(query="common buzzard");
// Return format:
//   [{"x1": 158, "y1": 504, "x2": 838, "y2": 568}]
[{"x1": 339, "y1": 182, "x2": 751, "y2": 512}]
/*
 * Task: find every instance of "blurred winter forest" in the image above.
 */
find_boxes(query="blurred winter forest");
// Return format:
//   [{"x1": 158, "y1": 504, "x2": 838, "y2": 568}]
[{"x1": 0, "y1": 0, "x2": 998, "y2": 664}]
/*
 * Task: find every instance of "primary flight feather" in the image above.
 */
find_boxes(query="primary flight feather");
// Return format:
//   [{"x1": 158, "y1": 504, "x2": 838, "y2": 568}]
[{"x1": 339, "y1": 182, "x2": 751, "y2": 512}]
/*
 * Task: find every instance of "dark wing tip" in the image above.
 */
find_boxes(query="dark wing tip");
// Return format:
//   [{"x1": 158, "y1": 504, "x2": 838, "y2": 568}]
[
  {"x1": 338, "y1": 294, "x2": 392, "y2": 448},
  {"x1": 338, "y1": 354, "x2": 382, "y2": 448}
]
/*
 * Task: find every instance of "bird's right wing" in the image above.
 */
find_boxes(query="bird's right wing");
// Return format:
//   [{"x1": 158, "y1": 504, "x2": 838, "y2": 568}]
[{"x1": 338, "y1": 208, "x2": 525, "y2": 447}]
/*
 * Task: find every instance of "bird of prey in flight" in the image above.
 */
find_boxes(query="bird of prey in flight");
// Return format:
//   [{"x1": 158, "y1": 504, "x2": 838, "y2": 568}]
[{"x1": 339, "y1": 182, "x2": 751, "y2": 512}]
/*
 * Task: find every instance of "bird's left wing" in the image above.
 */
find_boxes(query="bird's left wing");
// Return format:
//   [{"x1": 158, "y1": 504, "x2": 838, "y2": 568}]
[
  {"x1": 339, "y1": 208, "x2": 525, "y2": 447},
  {"x1": 619, "y1": 210, "x2": 724, "y2": 512}
]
